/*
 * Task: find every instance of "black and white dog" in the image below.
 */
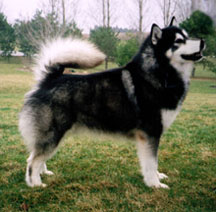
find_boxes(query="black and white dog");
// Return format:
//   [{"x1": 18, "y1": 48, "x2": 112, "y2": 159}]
[{"x1": 19, "y1": 18, "x2": 205, "y2": 188}]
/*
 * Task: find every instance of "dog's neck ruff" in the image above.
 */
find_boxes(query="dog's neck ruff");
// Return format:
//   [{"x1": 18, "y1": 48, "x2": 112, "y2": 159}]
[{"x1": 163, "y1": 72, "x2": 183, "y2": 89}]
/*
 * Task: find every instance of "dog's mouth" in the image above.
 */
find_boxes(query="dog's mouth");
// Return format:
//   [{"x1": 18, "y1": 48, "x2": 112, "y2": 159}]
[
  {"x1": 181, "y1": 39, "x2": 205, "y2": 62},
  {"x1": 181, "y1": 51, "x2": 203, "y2": 61}
]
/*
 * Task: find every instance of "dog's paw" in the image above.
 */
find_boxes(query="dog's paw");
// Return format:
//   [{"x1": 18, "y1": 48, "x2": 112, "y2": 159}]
[
  {"x1": 41, "y1": 183, "x2": 47, "y2": 188},
  {"x1": 43, "y1": 170, "x2": 54, "y2": 176},
  {"x1": 31, "y1": 183, "x2": 47, "y2": 188},
  {"x1": 157, "y1": 171, "x2": 168, "y2": 180},
  {"x1": 154, "y1": 182, "x2": 169, "y2": 189},
  {"x1": 145, "y1": 181, "x2": 169, "y2": 189},
  {"x1": 144, "y1": 175, "x2": 169, "y2": 189},
  {"x1": 26, "y1": 181, "x2": 47, "y2": 188}
]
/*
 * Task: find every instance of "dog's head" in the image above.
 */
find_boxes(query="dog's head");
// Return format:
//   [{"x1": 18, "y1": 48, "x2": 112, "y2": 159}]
[{"x1": 150, "y1": 17, "x2": 205, "y2": 64}]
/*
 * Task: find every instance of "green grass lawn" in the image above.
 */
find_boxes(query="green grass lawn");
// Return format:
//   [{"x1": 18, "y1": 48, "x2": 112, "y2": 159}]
[
  {"x1": 195, "y1": 63, "x2": 216, "y2": 79},
  {"x1": 0, "y1": 63, "x2": 216, "y2": 212}
]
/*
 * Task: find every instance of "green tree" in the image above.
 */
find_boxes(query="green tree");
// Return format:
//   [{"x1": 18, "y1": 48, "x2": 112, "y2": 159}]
[
  {"x1": 204, "y1": 31, "x2": 216, "y2": 56},
  {"x1": 116, "y1": 37, "x2": 139, "y2": 66},
  {"x1": 14, "y1": 20, "x2": 36, "y2": 57},
  {"x1": 180, "y1": 10, "x2": 214, "y2": 38},
  {"x1": 180, "y1": 10, "x2": 216, "y2": 76},
  {"x1": 15, "y1": 10, "x2": 82, "y2": 57},
  {"x1": 0, "y1": 13, "x2": 16, "y2": 59},
  {"x1": 63, "y1": 22, "x2": 82, "y2": 38},
  {"x1": 14, "y1": 10, "x2": 51, "y2": 57},
  {"x1": 90, "y1": 27, "x2": 119, "y2": 69}
]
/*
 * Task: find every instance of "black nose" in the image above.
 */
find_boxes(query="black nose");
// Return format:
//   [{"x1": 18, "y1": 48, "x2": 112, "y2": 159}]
[{"x1": 200, "y1": 39, "x2": 205, "y2": 50}]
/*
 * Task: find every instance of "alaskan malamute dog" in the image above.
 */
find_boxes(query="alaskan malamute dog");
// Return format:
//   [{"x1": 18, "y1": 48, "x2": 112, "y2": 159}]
[{"x1": 19, "y1": 18, "x2": 205, "y2": 188}]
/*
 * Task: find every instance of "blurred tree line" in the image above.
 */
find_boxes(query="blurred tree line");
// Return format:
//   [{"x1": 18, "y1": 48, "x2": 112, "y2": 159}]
[
  {"x1": 0, "y1": 0, "x2": 82, "y2": 59},
  {"x1": 14, "y1": 10, "x2": 82, "y2": 57},
  {"x1": 0, "y1": 4, "x2": 216, "y2": 74}
]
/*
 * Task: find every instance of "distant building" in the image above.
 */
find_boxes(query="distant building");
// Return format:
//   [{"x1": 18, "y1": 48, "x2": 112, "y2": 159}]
[
  {"x1": 11, "y1": 51, "x2": 25, "y2": 57},
  {"x1": 0, "y1": 51, "x2": 24, "y2": 57}
]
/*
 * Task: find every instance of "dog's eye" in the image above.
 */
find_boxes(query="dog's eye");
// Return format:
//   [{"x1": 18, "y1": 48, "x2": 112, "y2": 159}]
[{"x1": 175, "y1": 39, "x2": 185, "y2": 44}]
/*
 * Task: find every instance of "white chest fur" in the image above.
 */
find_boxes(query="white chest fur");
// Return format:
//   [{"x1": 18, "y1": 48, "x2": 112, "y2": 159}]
[{"x1": 161, "y1": 106, "x2": 181, "y2": 132}]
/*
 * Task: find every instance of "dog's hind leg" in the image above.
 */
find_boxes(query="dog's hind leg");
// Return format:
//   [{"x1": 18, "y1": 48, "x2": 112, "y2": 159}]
[
  {"x1": 26, "y1": 148, "x2": 58, "y2": 187},
  {"x1": 136, "y1": 131, "x2": 169, "y2": 189},
  {"x1": 25, "y1": 130, "x2": 64, "y2": 187},
  {"x1": 26, "y1": 152, "x2": 47, "y2": 187}
]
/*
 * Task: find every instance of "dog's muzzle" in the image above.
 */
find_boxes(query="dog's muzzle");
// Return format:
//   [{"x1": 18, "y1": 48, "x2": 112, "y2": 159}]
[{"x1": 181, "y1": 39, "x2": 205, "y2": 61}]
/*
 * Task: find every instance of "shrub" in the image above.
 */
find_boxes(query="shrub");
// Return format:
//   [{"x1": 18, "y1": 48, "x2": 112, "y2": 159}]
[{"x1": 115, "y1": 37, "x2": 139, "y2": 66}]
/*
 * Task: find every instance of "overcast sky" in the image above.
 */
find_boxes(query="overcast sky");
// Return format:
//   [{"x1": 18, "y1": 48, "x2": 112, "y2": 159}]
[
  {"x1": 2, "y1": 0, "x2": 185, "y2": 33},
  {"x1": 3, "y1": 0, "x2": 40, "y2": 22}
]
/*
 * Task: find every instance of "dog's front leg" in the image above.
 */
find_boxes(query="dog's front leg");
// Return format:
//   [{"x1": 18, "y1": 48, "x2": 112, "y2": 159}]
[{"x1": 136, "y1": 131, "x2": 169, "y2": 189}]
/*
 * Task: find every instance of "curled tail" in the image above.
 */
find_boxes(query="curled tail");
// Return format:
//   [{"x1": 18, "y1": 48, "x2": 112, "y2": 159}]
[{"x1": 34, "y1": 38, "x2": 106, "y2": 81}]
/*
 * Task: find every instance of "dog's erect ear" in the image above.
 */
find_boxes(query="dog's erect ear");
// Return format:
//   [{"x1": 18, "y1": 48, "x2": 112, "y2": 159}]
[
  {"x1": 169, "y1": 17, "x2": 177, "y2": 26},
  {"x1": 151, "y1": 24, "x2": 162, "y2": 45}
]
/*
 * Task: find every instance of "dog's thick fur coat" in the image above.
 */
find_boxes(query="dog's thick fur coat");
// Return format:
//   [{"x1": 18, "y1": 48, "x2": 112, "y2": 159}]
[{"x1": 19, "y1": 20, "x2": 204, "y2": 188}]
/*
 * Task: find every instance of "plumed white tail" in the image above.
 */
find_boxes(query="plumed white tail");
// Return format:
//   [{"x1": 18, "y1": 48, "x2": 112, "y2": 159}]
[{"x1": 34, "y1": 38, "x2": 106, "y2": 81}]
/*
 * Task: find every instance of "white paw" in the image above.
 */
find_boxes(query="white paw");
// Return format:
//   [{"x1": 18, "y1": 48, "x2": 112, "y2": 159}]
[
  {"x1": 157, "y1": 171, "x2": 168, "y2": 180},
  {"x1": 145, "y1": 180, "x2": 169, "y2": 189},
  {"x1": 41, "y1": 183, "x2": 47, "y2": 188},
  {"x1": 26, "y1": 180, "x2": 34, "y2": 187},
  {"x1": 144, "y1": 175, "x2": 169, "y2": 189},
  {"x1": 26, "y1": 180, "x2": 47, "y2": 188},
  {"x1": 26, "y1": 174, "x2": 46, "y2": 188},
  {"x1": 43, "y1": 170, "x2": 54, "y2": 176},
  {"x1": 32, "y1": 183, "x2": 47, "y2": 188},
  {"x1": 154, "y1": 182, "x2": 169, "y2": 189},
  {"x1": 26, "y1": 181, "x2": 47, "y2": 188}
]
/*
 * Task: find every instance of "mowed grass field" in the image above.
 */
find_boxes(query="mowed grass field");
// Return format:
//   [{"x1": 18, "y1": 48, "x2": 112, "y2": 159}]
[{"x1": 0, "y1": 62, "x2": 216, "y2": 212}]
